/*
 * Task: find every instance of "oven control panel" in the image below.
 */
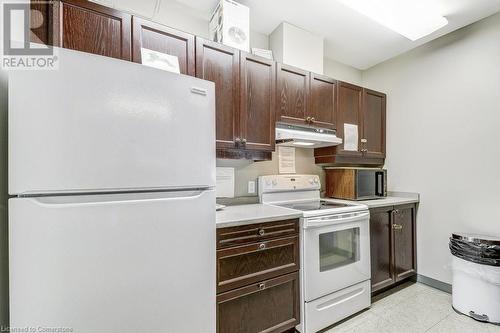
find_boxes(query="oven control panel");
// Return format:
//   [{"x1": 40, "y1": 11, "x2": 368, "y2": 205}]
[{"x1": 259, "y1": 174, "x2": 321, "y2": 193}]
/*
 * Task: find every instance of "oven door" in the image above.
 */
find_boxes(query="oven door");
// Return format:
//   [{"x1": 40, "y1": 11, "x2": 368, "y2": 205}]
[{"x1": 303, "y1": 211, "x2": 370, "y2": 302}]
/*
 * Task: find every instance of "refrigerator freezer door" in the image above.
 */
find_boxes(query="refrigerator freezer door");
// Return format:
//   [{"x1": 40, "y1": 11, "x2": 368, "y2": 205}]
[
  {"x1": 9, "y1": 48, "x2": 215, "y2": 195},
  {"x1": 9, "y1": 190, "x2": 216, "y2": 333}
]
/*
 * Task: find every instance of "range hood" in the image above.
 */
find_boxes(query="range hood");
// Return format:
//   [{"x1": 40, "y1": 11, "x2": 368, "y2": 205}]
[{"x1": 275, "y1": 122, "x2": 342, "y2": 148}]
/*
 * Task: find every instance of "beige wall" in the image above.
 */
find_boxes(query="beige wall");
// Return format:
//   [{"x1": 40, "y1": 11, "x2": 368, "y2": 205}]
[
  {"x1": 362, "y1": 12, "x2": 500, "y2": 284},
  {"x1": 324, "y1": 58, "x2": 362, "y2": 85},
  {"x1": 217, "y1": 149, "x2": 325, "y2": 198}
]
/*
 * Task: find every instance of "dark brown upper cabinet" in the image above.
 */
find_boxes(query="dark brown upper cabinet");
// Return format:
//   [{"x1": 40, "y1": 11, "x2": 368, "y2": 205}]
[
  {"x1": 239, "y1": 52, "x2": 276, "y2": 152},
  {"x1": 315, "y1": 82, "x2": 386, "y2": 166},
  {"x1": 370, "y1": 204, "x2": 417, "y2": 294},
  {"x1": 277, "y1": 64, "x2": 310, "y2": 126},
  {"x1": 196, "y1": 38, "x2": 275, "y2": 160},
  {"x1": 310, "y1": 73, "x2": 336, "y2": 129},
  {"x1": 335, "y1": 81, "x2": 363, "y2": 157},
  {"x1": 132, "y1": 17, "x2": 195, "y2": 76},
  {"x1": 277, "y1": 65, "x2": 338, "y2": 129},
  {"x1": 52, "y1": 0, "x2": 132, "y2": 60},
  {"x1": 195, "y1": 38, "x2": 240, "y2": 151},
  {"x1": 362, "y1": 88, "x2": 386, "y2": 159},
  {"x1": 30, "y1": 1, "x2": 52, "y2": 45}
]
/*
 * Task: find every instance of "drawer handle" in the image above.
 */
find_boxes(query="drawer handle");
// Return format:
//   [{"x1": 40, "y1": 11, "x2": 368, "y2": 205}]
[
  {"x1": 258, "y1": 229, "x2": 265, "y2": 236},
  {"x1": 393, "y1": 224, "x2": 403, "y2": 230},
  {"x1": 258, "y1": 243, "x2": 266, "y2": 250},
  {"x1": 258, "y1": 283, "x2": 266, "y2": 290}
]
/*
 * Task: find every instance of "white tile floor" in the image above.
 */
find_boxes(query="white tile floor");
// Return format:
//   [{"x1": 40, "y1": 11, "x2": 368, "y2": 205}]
[{"x1": 324, "y1": 282, "x2": 500, "y2": 333}]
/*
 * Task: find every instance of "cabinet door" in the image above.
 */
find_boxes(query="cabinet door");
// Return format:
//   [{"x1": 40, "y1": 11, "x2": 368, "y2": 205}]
[
  {"x1": 53, "y1": 0, "x2": 132, "y2": 60},
  {"x1": 370, "y1": 207, "x2": 394, "y2": 293},
  {"x1": 240, "y1": 53, "x2": 276, "y2": 152},
  {"x1": 217, "y1": 272, "x2": 300, "y2": 333},
  {"x1": 217, "y1": 236, "x2": 299, "y2": 293},
  {"x1": 196, "y1": 38, "x2": 240, "y2": 150},
  {"x1": 30, "y1": 1, "x2": 52, "y2": 45},
  {"x1": 277, "y1": 64, "x2": 310, "y2": 126},
  {"x1": 131, "y1": 17, "x2": 195, "y2": 76},
  {"x1": 310, "y1": 73, "x2": 336, "y2": 129},
  {"x1": 336, "y1": 81, "x2": 363, "y2": 156},
  {"x1": 362, "y1": 89, "x2": 386, "y2": 159},
  {"x1": 393, "y1": 204, "x2": 417, "y2": 281}
]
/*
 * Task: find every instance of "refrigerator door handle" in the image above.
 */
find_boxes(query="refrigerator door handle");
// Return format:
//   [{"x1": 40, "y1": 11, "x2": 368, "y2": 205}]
[{"x1": 26, "y1": 190, "x2": 210, "y2": 207}]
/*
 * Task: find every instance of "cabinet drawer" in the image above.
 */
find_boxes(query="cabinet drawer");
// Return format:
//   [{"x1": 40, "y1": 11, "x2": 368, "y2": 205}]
[
  {"x1": 217, "y1": 219, "x2": 299, "y2": 249},
  {"x1": 217, "y1": 272, "x2": 300, "y2": 333},
  {"x1": 217, "y1": 236, "x2": 299, "y2": 293}
]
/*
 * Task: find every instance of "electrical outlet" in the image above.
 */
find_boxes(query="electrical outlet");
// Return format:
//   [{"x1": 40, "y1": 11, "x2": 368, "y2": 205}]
[{"x1": 248, "y1": 180, "x2": 256, "y2": 194}]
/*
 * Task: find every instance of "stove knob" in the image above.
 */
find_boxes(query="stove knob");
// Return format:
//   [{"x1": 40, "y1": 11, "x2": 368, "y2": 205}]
[
  {"x1": 272, "y1": 179, "x2": 278, "y2": 186},
  {"x1": 313, "y1": 178, "x2": 319, "y2": 184},
  {"x1": 265, "y1": 179, "x2": 271, "y2": 186},
  {"x1": 308, "y1": 178, "x2": 314, "y2": 185}
]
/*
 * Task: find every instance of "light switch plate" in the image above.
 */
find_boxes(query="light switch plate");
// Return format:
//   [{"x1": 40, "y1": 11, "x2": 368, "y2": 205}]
[{"x1": 248, "y1": 180, "x2": 256, "y2": 194}]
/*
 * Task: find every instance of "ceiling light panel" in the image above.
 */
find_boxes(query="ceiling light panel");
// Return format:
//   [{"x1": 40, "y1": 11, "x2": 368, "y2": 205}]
[{"x1": 337, "y1": 0, "x2": 448, "y2": 41}]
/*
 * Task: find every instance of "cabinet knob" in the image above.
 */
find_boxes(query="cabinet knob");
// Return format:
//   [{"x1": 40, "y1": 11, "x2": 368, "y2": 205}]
[
  {"x1": 311, "y1": 117, "x2": 315, "y2": 122},
  {"x1": 305, "y1": 117, "x2": 311, "y2": 123},
  {"x1": 235, "y1": 137, "x2": 241, "y2": 144},
  {"x1": 242, "y1": 138, "x2": 247, "y2": 144},
  {"x1": 258, "y1": 229, "x2": 265, "y2": 236},
  {"x1": 258, "y1": 243, "x2": 266, "y2": 250},
  {"x1": 361, "y1": 138, "x2": 368, "y2": 143},
  {"x1": 361, "y1": 149, "x2": 368, "y2": 152},
  {"x1": 258, "y1": 283, "x2": 266, "y2": 290}
]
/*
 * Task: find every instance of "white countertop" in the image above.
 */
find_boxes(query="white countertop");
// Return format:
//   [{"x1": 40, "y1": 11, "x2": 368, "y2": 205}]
[
  {"x1": 216, "y1": 192, "x2": 419, "y2": 228},
  {"x1": 216, "y1": 204, "x2": 303, "y2": 228},
  {"x1": 356, "y1": 196, "x2": 419, "y2": 209},
  {"x1": 348, "y1": 192, "x2": 420, "y2": 209}
]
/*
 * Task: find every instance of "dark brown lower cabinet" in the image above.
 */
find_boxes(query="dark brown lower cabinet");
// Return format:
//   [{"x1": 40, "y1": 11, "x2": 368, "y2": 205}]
[
  {"x1": 370, "y1": 203, "x2": 417, "y2": 294},
  {"x1": 216, "y1": 219, "x2": 300, "y2": 333},
  {"x1": 217, "y1": 236, "x2": 299, "y2": 293},
  {"x1": 217, "y1": 272, "x2": 300, "y2": 333}
]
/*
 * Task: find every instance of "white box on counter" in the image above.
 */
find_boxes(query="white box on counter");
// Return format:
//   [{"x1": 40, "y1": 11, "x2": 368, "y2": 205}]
[{"x1": 209, "y1": 0, "x2": 250, "y2": 52}]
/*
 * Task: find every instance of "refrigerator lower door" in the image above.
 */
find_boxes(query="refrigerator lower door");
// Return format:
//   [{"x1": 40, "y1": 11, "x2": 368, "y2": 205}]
[
  {"x1": 9, "y1": 47, "x2": 215, "y2": 195},
  {"x1": 9, "y1": 190, "x2": 215, "y2": 333}
]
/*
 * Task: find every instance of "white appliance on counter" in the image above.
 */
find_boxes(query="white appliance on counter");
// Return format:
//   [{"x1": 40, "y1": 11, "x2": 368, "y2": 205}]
[
  {"x1": 259, "y1": 175, "x2": 371, "y2": 333},
  {"x1": 8, "y1": 48, "x2": 216, "y2": 333}
]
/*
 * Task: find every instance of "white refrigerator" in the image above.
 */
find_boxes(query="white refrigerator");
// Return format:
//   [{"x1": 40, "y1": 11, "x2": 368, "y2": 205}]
[{"x1": 8, "y1": 48, "x2": 216, "y2": 332}]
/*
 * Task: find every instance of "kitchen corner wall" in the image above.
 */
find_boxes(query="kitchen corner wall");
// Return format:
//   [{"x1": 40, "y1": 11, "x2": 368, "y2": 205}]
[
  {"x1": 217, "y1": 149, "x2": 325, "y2": 198},
  {"x1": 362, "y1": 11, "x2": 500, "y2": 285},
  {"x1": 0, "y1": 69, "x2": 8, "y2": 327},
  {"x1": 324, "y1": 58, "x2": 362, "y2": 85}
]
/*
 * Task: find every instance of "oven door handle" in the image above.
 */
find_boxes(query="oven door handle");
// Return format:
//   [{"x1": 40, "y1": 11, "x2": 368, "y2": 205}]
[{"x1": 304, "y1": 211, "x2": 370, "y2": 229}]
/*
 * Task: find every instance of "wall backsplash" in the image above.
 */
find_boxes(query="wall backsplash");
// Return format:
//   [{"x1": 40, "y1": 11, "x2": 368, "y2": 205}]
[{"x1": 216, "y1": 148, "x2": 325, "y2": 198}]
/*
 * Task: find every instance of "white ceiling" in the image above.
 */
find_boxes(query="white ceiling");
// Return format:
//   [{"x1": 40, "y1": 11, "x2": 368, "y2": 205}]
[{"x1": 173, "y1": 0, "x2": 500, "y2": 69}]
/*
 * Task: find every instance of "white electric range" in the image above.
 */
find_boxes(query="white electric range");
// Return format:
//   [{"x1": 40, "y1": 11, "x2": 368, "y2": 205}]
[{"x1": 258, "y1": 174, "x2": 371, "y2": 333}]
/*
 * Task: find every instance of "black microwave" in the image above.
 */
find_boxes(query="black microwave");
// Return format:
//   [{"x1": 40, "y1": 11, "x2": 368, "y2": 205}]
[{"x1": 325, "y1": 168, "x2": 387, "y2": 200}]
